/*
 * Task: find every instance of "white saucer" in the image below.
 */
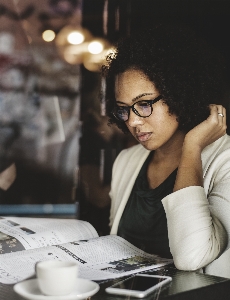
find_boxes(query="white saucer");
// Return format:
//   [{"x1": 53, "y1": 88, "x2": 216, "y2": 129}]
[{"x1": 13, "y1": 278, "x2": 100, "y2": 300}]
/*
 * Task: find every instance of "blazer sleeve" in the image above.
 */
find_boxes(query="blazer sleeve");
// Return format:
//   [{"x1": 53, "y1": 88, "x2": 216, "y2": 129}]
[
  {"x1": 109, "y1": 147, "x2": 132, "y2": 228},
  {"x1": 162, "y1": 152, "x2": 230, "y2": 270}
]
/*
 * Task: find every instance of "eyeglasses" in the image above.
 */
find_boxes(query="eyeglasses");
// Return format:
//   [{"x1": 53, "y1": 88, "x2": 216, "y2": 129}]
[{"x1": 113, "y1": 95, "x2": 162, "y2": 122}]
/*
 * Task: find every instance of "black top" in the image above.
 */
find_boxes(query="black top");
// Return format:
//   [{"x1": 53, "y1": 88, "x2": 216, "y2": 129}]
[{"x1": 117, "y1": 152, "x2": 177, "y2": 258}]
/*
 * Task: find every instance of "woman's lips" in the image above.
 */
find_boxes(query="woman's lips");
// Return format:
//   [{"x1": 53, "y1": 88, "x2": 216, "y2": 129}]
[{"x1": 136, "y1": 132, "x2": 152, "y2": 142}]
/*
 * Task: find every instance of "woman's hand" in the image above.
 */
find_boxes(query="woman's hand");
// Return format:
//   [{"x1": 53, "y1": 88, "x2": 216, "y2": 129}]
[
  {"x1": 184, "y1": 104, "x2": 227, "y2": 152},
  {"x1": 174, "y1": 104, "x2": 227, "y2": 192}
]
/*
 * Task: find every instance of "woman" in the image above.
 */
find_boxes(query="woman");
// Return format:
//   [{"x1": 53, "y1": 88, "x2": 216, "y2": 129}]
[{"x1": 102, "y1": 24, "x2": 230, "y2": 277}]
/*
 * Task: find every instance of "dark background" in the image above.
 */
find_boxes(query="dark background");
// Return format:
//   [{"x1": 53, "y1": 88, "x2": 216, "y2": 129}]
[{"x1": 82, "y1": 0, "x2": 230, "y2": 76}]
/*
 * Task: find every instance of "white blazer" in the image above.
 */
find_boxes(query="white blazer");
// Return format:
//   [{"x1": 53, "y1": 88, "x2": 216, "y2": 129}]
[{"x1": 109, "y1": 134, "x2": 230, "y2": 278}]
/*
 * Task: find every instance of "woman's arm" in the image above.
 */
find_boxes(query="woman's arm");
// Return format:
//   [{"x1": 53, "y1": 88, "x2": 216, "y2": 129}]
[
  {"x1": 174, "y1": 105, "x2": 227, "y2": 192},
  {"x1": 163, "y1": 184, "x2": 228, "y2": 270},
  {"x1": 163, "y1": 105, "x2": 229, "y2": 270}
]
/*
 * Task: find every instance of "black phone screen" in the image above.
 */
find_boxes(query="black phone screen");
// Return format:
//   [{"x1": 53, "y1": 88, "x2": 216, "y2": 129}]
[{"x1": 114, "y1": 276, "x2": 167, "y2": 291}]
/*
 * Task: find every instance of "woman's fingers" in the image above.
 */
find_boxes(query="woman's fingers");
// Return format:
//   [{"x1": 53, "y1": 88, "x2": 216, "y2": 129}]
[
  {"x1": 209, "y1": 104, "x2": 226, "y2": 129},
  {"x1": 217, "y1": 106, "x2": 226, "y2": 125},
  {"x1": 185, "y1": 104, "x2": 227, "y2": 151}
]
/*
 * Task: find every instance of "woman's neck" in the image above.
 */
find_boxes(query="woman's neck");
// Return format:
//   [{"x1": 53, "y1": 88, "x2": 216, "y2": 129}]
[
  {"x1": 147, "y1": 131, "x2": 185, "y2": 189},
  {"x1": 152, "y1": 130, "x2": 185, "y2": 164}
]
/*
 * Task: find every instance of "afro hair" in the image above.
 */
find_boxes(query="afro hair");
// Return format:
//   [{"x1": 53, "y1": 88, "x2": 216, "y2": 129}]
[{"x1": 102, "y1": 23, "x2": 227, "y2": 133}]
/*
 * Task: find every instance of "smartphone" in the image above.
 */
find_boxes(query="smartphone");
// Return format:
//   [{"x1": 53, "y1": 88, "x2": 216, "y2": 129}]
[{"x1": 105, "y1": 274, "x2": 172, "y2": 298}]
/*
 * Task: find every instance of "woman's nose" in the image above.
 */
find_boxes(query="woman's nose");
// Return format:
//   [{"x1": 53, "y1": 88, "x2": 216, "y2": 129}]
[{"x1": 127, "y1": 110, "x2": 144, "y2": 127}]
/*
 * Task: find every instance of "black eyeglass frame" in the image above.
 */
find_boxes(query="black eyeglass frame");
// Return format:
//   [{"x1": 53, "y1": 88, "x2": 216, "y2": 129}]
[{"x1": 112, "y1": 95, "x2": 162, "y2": 122}]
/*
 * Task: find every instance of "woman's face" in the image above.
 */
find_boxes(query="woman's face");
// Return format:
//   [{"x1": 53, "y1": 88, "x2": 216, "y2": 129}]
[{"x1": 115, "y1": 69, "x2": 182, "y2": 151}]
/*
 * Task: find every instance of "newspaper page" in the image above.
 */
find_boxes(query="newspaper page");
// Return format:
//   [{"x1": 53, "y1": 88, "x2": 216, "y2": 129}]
[
  {"x1": 0, "y1": 235, "x2": 173, "y2": 284},
  {"x1": 0, "y1": 216, "x2": 98, "y2": 254}
]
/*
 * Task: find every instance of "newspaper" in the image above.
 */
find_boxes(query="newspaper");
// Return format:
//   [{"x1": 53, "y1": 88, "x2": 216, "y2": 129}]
[
  {"x1": 0, "y1": 216, "x2": 173, "y2": 284},
  {"x1": 0, "y1": 216, "x2": 98, "y2": 253}
]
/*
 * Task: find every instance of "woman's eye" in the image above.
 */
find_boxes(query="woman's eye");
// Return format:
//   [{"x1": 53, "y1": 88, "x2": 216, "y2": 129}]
[{"x1": 138, "y1": 102, "x2": 149, "y2": 108}]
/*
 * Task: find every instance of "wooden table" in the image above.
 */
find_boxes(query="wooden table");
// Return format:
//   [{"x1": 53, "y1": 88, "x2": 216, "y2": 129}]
[{"x1": 1, "y1": 265, "x2": 230, "y2": 300}]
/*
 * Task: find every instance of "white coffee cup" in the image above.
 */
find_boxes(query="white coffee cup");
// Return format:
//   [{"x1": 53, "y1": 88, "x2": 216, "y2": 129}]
[{"x1": 36, "y1": 260, "x2": 78, "y2": 296}]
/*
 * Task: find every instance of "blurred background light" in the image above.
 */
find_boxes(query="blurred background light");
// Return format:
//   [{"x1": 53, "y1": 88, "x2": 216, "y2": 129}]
[
  {"x1": 88, "y1": 40, "x2": 104, "y2": 54},
  {"x1": 56, "y1": 25, "x2": 92, "y2": 47},
  {"x1": 42, "y1": 29, "x2": 56, "y2": 42},
  {"x1": 83, "y1": 46, "x2": 114, "y2": 72},
  {"x1": 55, "y1": 25, "x2": 93, "y2": 65},
  {"x1": 67, "y1": 31, "x2": 84, "y2": 45}
]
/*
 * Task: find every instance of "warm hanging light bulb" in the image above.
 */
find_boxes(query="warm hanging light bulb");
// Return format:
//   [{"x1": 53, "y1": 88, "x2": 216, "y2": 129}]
[
  {"x1": 42, "y1": 30, "x2": 56, "y2": 42},
  {"x1": 88, "y1": 41, "x2": 104, "y2": 54},
  {"x1": 83, "y1": 45, "x2": 114, "y2": 72},
  {"x1": 56, "y1": 26, "x2": 92, "y2": 47},
  {"x1": 67, "y1": 31, "x2": 84, "y2": 45},
  {"x1": 55, "y1": 26, "x2": 93, "y2": 64}
]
